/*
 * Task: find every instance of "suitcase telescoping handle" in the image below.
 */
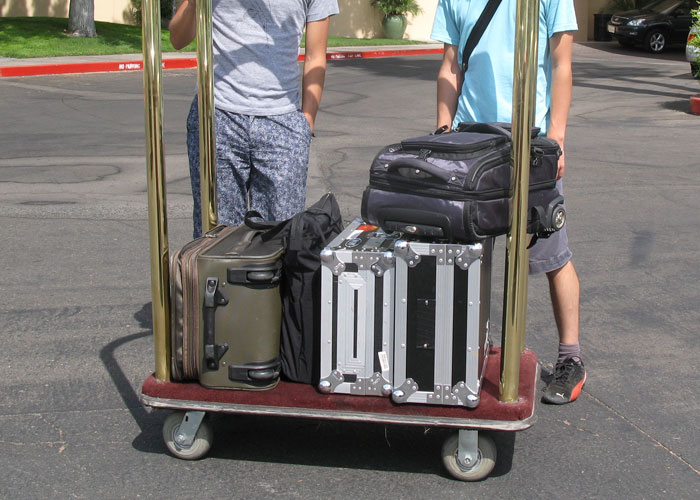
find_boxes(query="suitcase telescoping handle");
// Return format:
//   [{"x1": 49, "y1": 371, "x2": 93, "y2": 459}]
[
  {"x1": 203, "y1": 277, "x2": 229, "y2": 370},
  {"x1": 387, "y1": 158, "x2": 459, "y2": 185}
]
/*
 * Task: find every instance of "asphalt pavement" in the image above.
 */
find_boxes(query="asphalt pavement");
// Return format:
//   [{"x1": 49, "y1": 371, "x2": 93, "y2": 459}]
[{"x1": 0, "y1": 41, "x2": 699, "y2": 498}]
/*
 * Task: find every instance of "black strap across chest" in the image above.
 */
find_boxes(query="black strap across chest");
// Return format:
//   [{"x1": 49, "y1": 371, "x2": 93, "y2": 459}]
[{"x1": 461, "y1": 0, "x2": 504, "y2": 75}]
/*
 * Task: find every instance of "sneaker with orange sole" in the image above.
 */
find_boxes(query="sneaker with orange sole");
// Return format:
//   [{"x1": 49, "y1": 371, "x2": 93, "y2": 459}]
[{"x1": 542, "y1": 358, "x2": 586, "y2": 405}]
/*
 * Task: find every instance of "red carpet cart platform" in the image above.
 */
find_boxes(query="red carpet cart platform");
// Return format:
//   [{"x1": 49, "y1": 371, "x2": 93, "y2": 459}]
[{"x1": 140, "y1": 348, "x2": 538, "y2": 481}]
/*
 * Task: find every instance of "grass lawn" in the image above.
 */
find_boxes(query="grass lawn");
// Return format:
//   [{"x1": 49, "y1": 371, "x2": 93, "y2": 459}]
[{"x1": 0, "y1": 17, "x2": 425, "y2": 59}]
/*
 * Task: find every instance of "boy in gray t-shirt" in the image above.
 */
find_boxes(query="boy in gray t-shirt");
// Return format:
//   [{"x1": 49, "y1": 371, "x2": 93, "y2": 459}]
[{"x1": 170, "y1": 0, "x2": 339, "y2": 237}]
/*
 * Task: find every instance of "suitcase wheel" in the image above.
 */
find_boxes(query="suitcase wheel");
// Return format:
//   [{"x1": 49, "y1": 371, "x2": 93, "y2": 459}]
[
  {"x1": 162, "y1": 411, "x2": 213, "y2": 460},
  {"x1": 441, "y1": 431, "x2": 497, "y2": 481}
]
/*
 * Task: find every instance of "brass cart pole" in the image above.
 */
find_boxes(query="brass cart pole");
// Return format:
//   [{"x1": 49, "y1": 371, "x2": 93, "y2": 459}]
[
  {"x1": 499, "y1": 0, "x2": 540, "y2": 402},
  {"x1": 196, "y1": 0, "x2": 218, "y2": 232},
  {"x1": 141, "y1": 0, "x2": 171, "y2": 381}
]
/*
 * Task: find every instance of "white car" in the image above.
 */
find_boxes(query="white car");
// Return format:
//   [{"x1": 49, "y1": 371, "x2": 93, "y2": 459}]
[{"x1": 688, "y1": 25, "x2": 699, "y2": 77}]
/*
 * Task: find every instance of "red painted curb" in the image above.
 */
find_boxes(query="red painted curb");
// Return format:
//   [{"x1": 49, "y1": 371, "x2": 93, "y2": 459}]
[
  {"x1": 690, "y1": 94, "x2": 700, "y2": 115},
  {"x1": 0, "y1": 58, "x2": 196, "y2": 77},
  {"x1": 0, "y1": 47, "x2": 444, "y2": 78},
  {"x1": 325, "y1": 47, "x2": 444, "y2": 60}
]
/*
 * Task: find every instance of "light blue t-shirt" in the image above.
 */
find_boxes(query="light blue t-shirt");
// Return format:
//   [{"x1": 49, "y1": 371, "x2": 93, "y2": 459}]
[
  {"x1": 431, "y1": 0, "x2": 578, "y2": 133},
  {"x1": 212, "y1": 0, "x2": 339, "y2": 116}
]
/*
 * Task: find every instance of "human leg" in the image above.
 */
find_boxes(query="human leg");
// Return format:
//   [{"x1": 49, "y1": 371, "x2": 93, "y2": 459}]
[
  {"x1": 247, "y1": 110, "x2": 312, "y2": 221},
  {"x1": 187, "y1": 99, "x2": 252, "y2": 237},
  {"x1": 541, "y1": 259, "x2": 585, "y2": 404},
  {"x1": 186, "y1": 96, "x2": 202, "y2": 238},
  {"x1": 529, "y1": 181, "x2": 585, "y2": 404},
  {"x1": 213, "y1": 110, "x2": 252, "y2": 227},
  {"x1": 547, "y1": 260, "x2": 580, "y2": 346}
]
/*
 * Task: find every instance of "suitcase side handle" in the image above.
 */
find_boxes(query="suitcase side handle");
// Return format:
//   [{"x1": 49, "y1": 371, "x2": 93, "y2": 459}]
[
  {"x1": 387, "y1": 158, "x2": 457, "y2": 184},
  {"x1": 377, "y1": 208, "x2": 453, "y2": 240},
  {"x1": 203, "y1": 277, "x2": 229, "y2": 370}
]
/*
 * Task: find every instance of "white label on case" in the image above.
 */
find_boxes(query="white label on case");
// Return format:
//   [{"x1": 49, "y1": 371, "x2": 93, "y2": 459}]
[
  {"x1": 346, "y1": 229, "x2": 363, "y2": 240},
  {"x1": 378, "y1": 351, "x2": 390, "y2": 373}
]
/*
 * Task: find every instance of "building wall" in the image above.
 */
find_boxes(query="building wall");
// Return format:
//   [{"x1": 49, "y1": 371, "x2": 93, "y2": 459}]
[
  {"x1": 1, "y1": 0, "x2": 612, "y2": 42},
  {"x1": 0, "y1": 0, "x2": 134, "y2": 24},
  {"x1": 330, "y1": 0, "x2": 604, "y2": 43},
  {"x1": 96, "y1": 0, "x2": 134, "y2": 25}
]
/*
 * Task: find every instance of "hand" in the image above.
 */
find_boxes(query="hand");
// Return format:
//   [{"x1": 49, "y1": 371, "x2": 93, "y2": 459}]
[
  {"x1": 303, "y1": 112, "x2": 314, "y2": 135},
  {"x1": 547, "y1": 132, "x2": 566, "y2": 180},
  {"x1": 556, "y1": 147, "x2": 566, "y2": 180}
]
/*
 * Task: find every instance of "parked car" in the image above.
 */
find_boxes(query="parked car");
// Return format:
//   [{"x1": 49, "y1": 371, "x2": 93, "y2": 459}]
[
  {"x1": 607, "y1": 0, "x2": 696, "y2": 53},
  {"x1": 688, "y1": 25, "x2": 699, "y2": 77}
]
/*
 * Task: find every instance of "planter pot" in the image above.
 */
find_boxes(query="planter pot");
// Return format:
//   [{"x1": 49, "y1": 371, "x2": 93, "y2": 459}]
[
  {"x1": 691, "y1": 94, "x2": 700, "y2": 115},
  {"x1": 382, "y1": 15, "x2": 407, "y2": 40}
]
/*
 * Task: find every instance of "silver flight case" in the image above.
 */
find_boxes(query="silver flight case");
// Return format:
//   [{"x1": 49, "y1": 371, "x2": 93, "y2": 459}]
[
  {"x1": 391, "y1": 238, "x2": 493, "y2": 408},
  {"x1": 318, "y1": 219, "x2": 400, "y2": 397}
]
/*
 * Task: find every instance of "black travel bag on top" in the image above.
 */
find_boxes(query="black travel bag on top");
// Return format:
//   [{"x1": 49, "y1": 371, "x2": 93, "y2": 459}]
[
  {"x1": 245, "y1": 193, "x2": 344, "y2": 385},
  {"x1": 360, "y1": 122, "x2": 566, "y2": 243}
]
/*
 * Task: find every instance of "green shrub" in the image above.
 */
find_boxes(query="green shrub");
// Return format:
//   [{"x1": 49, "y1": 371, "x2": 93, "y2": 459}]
[
  {"x1": 370, "y1": 0, "x2": 422, "y2": 17},
  {"x1": 691, "y1": 6, "x2": 700, "y2": 77},
  {"x1": 691, "y1": 5, "x2": 700, "y2": 51},
  {"x1": 131, "y1": 0, "x2": 176, "y2": 26}
]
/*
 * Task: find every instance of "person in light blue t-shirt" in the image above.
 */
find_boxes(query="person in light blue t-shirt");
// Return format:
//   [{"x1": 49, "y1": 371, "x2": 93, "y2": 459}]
[{"x1": 432, "y1": 0, "x2": 585, "y2": 405}]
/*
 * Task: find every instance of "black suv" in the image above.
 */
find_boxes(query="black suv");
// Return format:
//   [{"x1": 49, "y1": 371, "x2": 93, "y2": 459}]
[{"x1": 607, "y1": 0, "x2": 696, "y2": 53}]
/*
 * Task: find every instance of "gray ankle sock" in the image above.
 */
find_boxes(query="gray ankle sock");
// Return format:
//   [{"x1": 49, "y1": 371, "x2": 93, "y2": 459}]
[{"x1": 558, "y1": 343, "x2": 581, "y2": 365}]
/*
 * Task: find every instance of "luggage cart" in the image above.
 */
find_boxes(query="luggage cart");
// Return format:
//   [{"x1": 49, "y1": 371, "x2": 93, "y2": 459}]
[
  {"x1": 138, "y1": 0, "x2": 543, "y2": 482},
  {"x1": 140, "y1": 347, "x2": 538, "y2": 481}
]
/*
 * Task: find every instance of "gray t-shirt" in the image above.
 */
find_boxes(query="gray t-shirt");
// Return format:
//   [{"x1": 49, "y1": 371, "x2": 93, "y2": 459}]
[{"x1": 212, "y1": 0, "x2": 339, "y2": 116}]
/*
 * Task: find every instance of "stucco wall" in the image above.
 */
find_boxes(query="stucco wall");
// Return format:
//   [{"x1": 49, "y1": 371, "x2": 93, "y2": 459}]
[
  {"x1": 0, "y1": 0, "x2": 134, "y2": 24},
  {"x1": 332, "y1": 0, "x2": 601, "y2": 43},
  {"x1": 329, "y1": 0, "x2": 437, "y2": 41},
  {"x1": 1, "y1": 0, "x2": 612, "y2": 42}
]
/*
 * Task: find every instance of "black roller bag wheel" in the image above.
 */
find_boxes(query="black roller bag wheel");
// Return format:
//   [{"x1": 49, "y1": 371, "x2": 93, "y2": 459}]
[{"x1": 361, "y1": 122, "x2": 566, "y2": 243}]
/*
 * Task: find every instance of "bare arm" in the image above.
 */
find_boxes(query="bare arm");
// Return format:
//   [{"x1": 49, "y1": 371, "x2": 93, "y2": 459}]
[
  {"x1": 169, "y1": 0, "x2": 197, "y2": 50},
  {"x1": 436, "y1": 43, "x2": 462, "y2": 131},
  {"x1": 301, "y1": 17, "x2": 330, "y2": 134},
  {"x1": 548, "y1": 31, "x2": 574, "y2": 179}
]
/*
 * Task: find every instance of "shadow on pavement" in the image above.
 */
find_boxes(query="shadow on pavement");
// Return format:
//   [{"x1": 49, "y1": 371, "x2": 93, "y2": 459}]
[
  {"x1": 207, "y1": 413, "x2": 515, "y2": 477},
  {"x1": 99, "y1": 302, "x2": 165, "y2": 454},
  {"x1": 98, "y1": 304, "x2": 518, "y2": 476},
  {"x1": 579, "y1": 41, "x2": 688, "y2": 62},
  {"x1": 332, "y1": 55, "x2": 441, "y2": 82}
]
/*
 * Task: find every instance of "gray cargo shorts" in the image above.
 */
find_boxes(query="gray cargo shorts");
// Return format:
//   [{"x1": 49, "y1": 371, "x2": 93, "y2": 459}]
[
  {"x1": 528, "y1": 179, "x2": 573, "y2": 275},
  {"x1": 186, "y1": 97, "x2": 312, "y2": 238}
]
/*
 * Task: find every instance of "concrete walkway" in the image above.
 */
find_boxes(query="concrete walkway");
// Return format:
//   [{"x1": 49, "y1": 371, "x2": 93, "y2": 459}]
[{"x1": 0, "y1": 44, "x2": 445, "y2": 77}]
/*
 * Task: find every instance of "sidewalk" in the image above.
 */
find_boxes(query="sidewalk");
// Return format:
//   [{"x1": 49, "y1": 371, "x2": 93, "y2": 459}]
[{"x1": 0, "y1": 44, "x2": 444, "y2": 77}]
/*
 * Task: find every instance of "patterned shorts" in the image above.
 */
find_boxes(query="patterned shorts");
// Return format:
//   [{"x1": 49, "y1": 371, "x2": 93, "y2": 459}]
[{"x1": 186, "y1": 97, "x2": 312, "y2": 238}]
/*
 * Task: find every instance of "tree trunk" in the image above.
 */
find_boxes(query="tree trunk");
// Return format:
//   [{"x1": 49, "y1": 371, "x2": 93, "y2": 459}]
[{"x1": 68, "y1": 0, "x2": 97, "y2": 38}]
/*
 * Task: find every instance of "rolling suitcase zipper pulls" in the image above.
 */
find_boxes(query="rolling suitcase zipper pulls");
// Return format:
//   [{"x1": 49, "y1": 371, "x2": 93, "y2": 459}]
[
  {"x1": 531, "y1": 146, "x2": 545, "y2": 168},
  {"x1": 203, "y1": 277, "x2": 229, "y2": 370}
]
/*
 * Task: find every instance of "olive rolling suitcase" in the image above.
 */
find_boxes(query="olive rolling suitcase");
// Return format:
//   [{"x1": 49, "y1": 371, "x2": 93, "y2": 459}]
[
  {"x1": 170, "y1": 224, "x2": 285, "y2": 390},
  {"x1": 391, "y1": 237, "x2": 493, "y2": 408},
  {"x1": 318, "y1": 220, "x2": 401, "y2": 397}
]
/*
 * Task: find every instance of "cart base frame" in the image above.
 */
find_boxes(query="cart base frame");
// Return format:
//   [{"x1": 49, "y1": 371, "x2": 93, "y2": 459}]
[{"x1": 141, "y1": 347, "x2": 539, "y2": 431}]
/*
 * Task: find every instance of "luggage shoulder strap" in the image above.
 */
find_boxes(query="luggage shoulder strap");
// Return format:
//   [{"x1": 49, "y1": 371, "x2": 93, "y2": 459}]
[{"x1": 461, "y1": 0, "x2": 503, "y2": 75}]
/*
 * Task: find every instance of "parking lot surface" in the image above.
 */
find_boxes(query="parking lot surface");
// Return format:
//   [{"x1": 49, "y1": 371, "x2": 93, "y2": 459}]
[{"x1": 0, "y1": 42, "x2": 698, "y2": 498}]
